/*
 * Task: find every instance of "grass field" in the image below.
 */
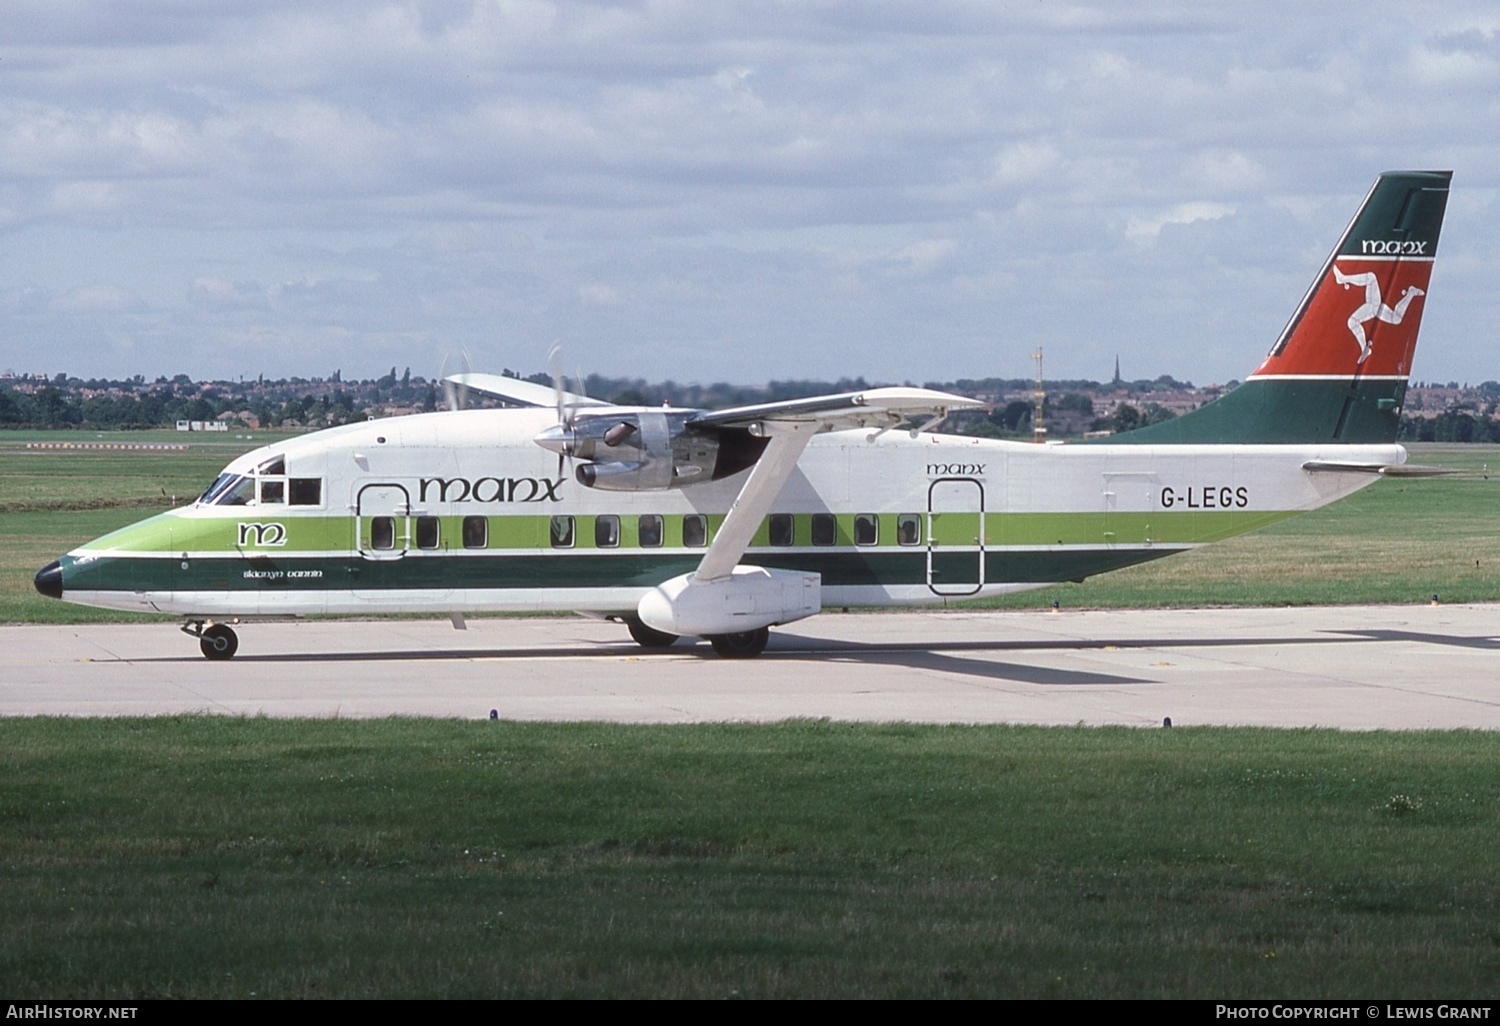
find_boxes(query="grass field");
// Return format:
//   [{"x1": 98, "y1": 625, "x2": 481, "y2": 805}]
[
  {"x1": 3, "y1": 718, "x2": 1498, "y2": 999},
  {"x1": 4, "y1": 435, "x2": 1498, "y2": 623}
]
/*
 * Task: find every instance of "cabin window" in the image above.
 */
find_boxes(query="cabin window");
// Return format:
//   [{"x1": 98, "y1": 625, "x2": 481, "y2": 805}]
[
  {"x1": 551, "y1": 516, "x2": 575, "y2": 548},
  {"x1": 897, "y1": 514, "x2": 922, "y2": 546},
  {"x1": 639, "y1": 514, "x2": 663, "y2": 548},
  {"x1": 811, "y1": 513, "x2": 837, "y2": 546},
  {"x1": 258, "y1": 480, "x2": 285, "y2": 505},
  {"x1": 854, "y1": 514, "x2": 878, "y2": 546},
  {"x1": 595, "y1": 515, "x2": 620, "y2": 548},
  {"x1": 289, "y1": 478, "x2": 322, "y2": 506},
  {"x1": 416, "y1": 516, "x2": 440, "y2": 550},
  {"x1": 462, "y1": 516, "x2": 487, "y2": 549},
  {"x1": 768, "y1": 514, "x2": 793, "y2": 546},
  {"x1": 683, "y1": 514, "x2": 707, "y2": 547},
  {"x1": 371, "y1": 516, "x2": 396, "y2": 551}
]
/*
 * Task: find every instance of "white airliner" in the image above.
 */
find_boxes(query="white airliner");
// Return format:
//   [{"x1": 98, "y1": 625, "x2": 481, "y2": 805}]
[{"x1": 34, "y1": 171, "x2": 1451, "y2": 659}]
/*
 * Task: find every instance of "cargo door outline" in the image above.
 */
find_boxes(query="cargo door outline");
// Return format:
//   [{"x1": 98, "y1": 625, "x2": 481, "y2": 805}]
[
  {"x1": 1102, "y1": 471, "x2": 1160, "y2": 549},
  {"x1": 927, "y1": 477, "x2": 985, "y2": 596}
]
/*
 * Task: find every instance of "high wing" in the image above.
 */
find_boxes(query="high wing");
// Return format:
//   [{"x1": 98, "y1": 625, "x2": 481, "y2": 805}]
[
  {"x1": 686, "y1": 386, "x2": 982, "y2": 432},
  {"x1": 445, "y1": 371, "x2": 610, "y2": 411},
  {"x1": 460, "y1": 370, "x2": 982, "y2": 625}
]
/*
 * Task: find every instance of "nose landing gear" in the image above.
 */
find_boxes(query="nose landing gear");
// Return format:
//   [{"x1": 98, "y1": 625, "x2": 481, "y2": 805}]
[{"x1": 181, "y1": 620, "x2": 239, "y2": 660}]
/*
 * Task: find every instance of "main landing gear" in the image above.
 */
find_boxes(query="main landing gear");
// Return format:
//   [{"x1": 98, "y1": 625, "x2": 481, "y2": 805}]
[
  {"x1": 182, "y1": 620, "x2": 239, "y2": 661},
  {"x1": 706, "y1": 627, "x2": 770, "y2": 659},
  {"x1": 624, "y1": 618, "x2": 771, "y2": 658},
  {"x1": 626, "y1": 618, "x2": 679, "y2": 648}
]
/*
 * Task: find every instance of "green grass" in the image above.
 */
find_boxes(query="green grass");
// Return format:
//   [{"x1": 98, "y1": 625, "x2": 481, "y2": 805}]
[{"x1": 3, "y1": 718, "x2": 1499, "y2": 998}]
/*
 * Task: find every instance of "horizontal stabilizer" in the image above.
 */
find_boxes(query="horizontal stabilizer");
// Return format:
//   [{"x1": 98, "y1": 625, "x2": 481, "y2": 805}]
[{"x1": 1302, "y1": 461, "x2": 1456, "y2": 477}]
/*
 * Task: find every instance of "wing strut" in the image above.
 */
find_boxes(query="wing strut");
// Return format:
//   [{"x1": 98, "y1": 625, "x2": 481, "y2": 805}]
[{"x1": 694, "y1": 421, "x2": 817, "y2": 583}]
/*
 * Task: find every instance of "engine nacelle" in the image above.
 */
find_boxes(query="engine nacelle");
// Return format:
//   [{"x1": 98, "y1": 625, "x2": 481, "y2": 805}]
[
  {"x1": 637, "y1": 566, "x2": 821, "y2": 636},
  {"x1": 539, "y1": 409, "x2": 766, "y2": 491}
]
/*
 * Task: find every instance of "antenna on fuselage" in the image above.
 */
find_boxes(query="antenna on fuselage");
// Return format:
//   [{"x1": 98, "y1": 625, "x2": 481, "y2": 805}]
[{"x1": 1032, "y1": 347, "x2": 1047, "y2": 443}]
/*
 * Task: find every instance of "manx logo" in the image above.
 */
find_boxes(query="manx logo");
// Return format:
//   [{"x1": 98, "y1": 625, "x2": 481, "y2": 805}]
[
  {"x1": 238, "y1": 522, "x2": 287, "y2": 547},
  {"x1": 419, "y1": 477, "x2": 564, "y2": 504},
  {"x1": 1359, "y1": 240, "x2": 1428, "y2": 255}
]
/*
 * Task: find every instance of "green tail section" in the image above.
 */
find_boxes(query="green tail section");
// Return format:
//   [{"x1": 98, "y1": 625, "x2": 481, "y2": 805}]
[{"x1": 1102, "y1": 171, "x2": 1451, "y2": 445}]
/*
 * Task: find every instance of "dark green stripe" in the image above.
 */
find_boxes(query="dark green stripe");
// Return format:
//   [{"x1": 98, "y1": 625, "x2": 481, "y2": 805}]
[{"x1": 62, "y1": 545, "x2": 1185, "y2": 595}]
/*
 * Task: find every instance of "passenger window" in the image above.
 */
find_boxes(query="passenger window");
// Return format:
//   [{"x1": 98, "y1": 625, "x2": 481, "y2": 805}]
[
  {"x1": 854, "y1": 514, "x2": 878, "y2": 546},
  {"x1": 683, "y1": 514, "x2": 707, "y2": 547},
  {"x1": 289, "y1": 478, "x2": 322, "y2": 506},
  {"x1": 551, "y1": 516, "x2": 575, "y2": 548},
  {"x1": 639, "y1": 514, "x2": 663, "y2": 548},
  {"x1": 897, "y1": 514, "x2": 922, "y2": 546},
  {"x1": 768, "y1": 514, "x2": 794, "y2": 546},
  {"x1": 259, "y1": 480, "x2": 285, "y2": 505},
  {"x1": 416, "y1": 516, "x2": 440, "y2": 550},
  {"x1": 595, "y1": 515, "x2": 620, "y2": 548},
  {"x1": 811, "y1": 514, "x2": 837, "y2": 546},
  {"x1": 462, "y1": 516, "x2": 487, "y2": 549},
  {"x1": 371, "y1": 516, "x2": 396, "y2": 551}
]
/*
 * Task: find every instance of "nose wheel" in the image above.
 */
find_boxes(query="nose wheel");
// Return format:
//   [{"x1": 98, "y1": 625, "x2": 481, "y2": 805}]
[{"x1": 182, "y1": 621, "x2": 239, "y2": 660}]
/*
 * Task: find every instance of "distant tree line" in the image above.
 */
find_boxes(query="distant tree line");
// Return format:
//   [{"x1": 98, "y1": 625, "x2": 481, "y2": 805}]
[{"x1": 5, "y1": 369, "x2": 1499, "y2": 442}]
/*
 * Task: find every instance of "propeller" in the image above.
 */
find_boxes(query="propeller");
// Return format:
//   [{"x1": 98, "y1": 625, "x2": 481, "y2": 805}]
[
  {"x1": 440, "y1": 348, "x2": 474, "y2": 412},
  {"x1": 546, "y1": 342, "x2": 589, "y2": 477}
]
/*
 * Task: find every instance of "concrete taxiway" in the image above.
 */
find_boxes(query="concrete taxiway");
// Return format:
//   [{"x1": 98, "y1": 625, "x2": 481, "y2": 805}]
[{"x1": 4, "y1": 604, "x2": 1498, "y2": 728}]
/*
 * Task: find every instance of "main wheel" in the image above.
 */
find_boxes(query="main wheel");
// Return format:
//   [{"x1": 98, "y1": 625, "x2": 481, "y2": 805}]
[
  {"x1": 707, "y1": 626, "x2": 770, "y2": 659},
  {"x1": 200, "y1": 624, "x2": 239, "y2": 661},
  {"x1": 627, "y1": 618, "x2": 679, "y2": 648}
]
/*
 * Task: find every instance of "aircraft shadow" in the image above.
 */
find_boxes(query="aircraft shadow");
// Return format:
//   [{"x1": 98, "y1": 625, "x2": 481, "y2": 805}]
[{"x1": 107, "y1": 627, "x2": 1476, "y2": 688}]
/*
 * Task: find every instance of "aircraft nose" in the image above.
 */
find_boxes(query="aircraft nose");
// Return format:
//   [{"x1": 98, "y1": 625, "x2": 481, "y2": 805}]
[{"x1": 34, "y1": 560, "x2": 64, "y2": 600}]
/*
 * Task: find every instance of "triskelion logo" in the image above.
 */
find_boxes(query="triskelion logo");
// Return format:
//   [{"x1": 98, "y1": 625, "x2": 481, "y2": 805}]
[{"x1": 1333, "y1": 265, "x2": 1424, "y2": 365}]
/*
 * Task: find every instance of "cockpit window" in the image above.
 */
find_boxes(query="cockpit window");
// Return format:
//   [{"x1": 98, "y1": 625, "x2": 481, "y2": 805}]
[
  {"x1": 258, "y1": 456, "x2": 286, "y2": 476},
  {"x1": 200, "y1": 473, "x2": 256, "y2": 506},
  {"x1": 199, "y1": 473, "x2": 238, "y2": 505},
  {"x1": 218, "y1": 476, "x2": 256, "y2": 506},
  {"x1": 288, "y1": 478, "x2": 322, "y2": 506}
]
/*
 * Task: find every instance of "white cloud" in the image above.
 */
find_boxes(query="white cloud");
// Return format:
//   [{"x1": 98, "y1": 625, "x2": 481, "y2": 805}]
[{"x1": 0, "y1": 1, "x2": 1495, "y2": 385}]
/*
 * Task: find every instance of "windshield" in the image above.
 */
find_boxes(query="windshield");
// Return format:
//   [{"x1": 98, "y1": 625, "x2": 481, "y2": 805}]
[{"x1": 199, "y1": 473, "x2": 255, "y2": 506}]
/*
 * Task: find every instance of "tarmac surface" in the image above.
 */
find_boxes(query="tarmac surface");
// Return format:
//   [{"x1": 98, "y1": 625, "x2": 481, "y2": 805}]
[{"x1": 4, "y1": 604, "x2": 1499, "y2": 728}]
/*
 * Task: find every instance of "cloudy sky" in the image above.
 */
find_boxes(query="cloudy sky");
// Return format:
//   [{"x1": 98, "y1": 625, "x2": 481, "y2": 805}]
[{"x1": 2, "y1": 1, "x2": 1497, "y2": 389}]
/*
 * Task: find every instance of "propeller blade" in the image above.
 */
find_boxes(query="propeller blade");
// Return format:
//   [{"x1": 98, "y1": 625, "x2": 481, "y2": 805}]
[{"x1": 439, "y1": 349, "x2": 473, "y2": 411}]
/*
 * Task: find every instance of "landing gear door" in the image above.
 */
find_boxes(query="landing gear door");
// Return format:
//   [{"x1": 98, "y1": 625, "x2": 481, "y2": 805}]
[
  {"x1": 356, "y1": 484, "x2": 410, "y2": 561},
  {"x1": 927, "y1": 477, "x2": 985, "y2": 596}
]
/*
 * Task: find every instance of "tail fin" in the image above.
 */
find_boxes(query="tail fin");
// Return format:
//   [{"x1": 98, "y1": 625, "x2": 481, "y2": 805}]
[{"x1": 1108, "y1": 170, "x2": 1451, "y2": 445}]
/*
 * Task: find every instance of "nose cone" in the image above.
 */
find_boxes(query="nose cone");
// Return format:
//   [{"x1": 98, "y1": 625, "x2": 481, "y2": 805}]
[{"x1": 34, "y1": 560, "x2": 64, "y2": 600}]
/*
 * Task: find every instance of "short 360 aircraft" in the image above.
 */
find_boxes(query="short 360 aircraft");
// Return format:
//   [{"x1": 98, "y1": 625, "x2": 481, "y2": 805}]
[{"x1": 35, "y1": 170, "x2": 1451, "y2": 659}]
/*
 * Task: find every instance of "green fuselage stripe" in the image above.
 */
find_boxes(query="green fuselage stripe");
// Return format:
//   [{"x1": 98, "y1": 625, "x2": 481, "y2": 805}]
[{"x1": 62, "y1": 546, "x2": 1184, "y2": 594}]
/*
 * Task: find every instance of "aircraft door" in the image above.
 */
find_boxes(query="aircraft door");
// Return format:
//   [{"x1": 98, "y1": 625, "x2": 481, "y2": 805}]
[
  {"x1": 927, "y1": 477, "x2": 985, "y2": 596},
  {"x1": 356, "y1": 484, "x2": 410, "y2": 561}
]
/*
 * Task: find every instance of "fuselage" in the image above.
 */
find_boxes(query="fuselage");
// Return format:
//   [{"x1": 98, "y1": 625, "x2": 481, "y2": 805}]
[{"x1": 47, "y1": 406, "x2": 1401, "y2": 618}]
